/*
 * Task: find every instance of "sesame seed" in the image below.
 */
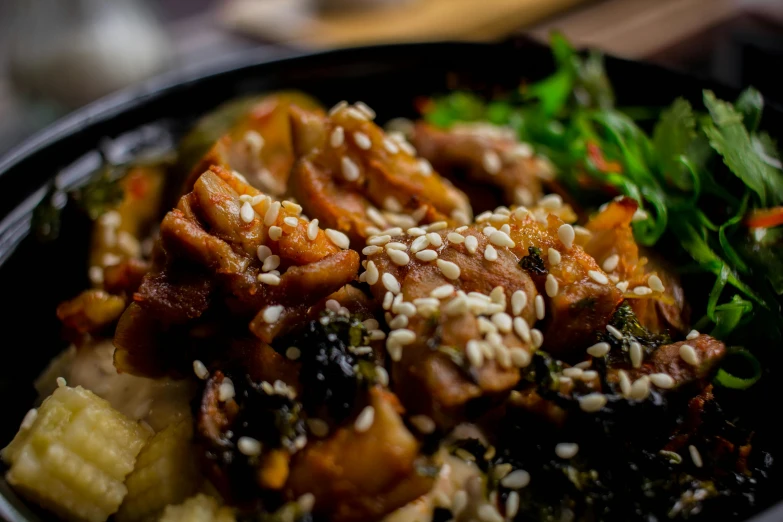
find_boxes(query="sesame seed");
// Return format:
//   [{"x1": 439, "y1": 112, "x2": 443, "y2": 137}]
[
  {"x1": 407, "y1": 227, "x2": 426, "y2": 237},
  {"x1": 510, "y1": 347, "x2": 532, "y2": 368},
  {"x1": 415, "y1": 249, "x2": 438, "y2": 262},
  {"x1": 20, "y1": 408, "x2": 37, "y2": 431},
  {"x1": 329, "y1": 100, "x2": 348, "y2": 116},
  {"x1": 563, "y1": 367, "x2": 583, "y2": 378},
  {"x1": 630, "y1": 341, "x2": 643, "y2": 368},
  {"x1": 689, "y1": 445, "x2": 703, "y2": 468},
  {"x1": 437, "y1": 259, "x2": 461, "y2": 280},
  {"x1": 431, "y1": 284, "x2": 455, "y2": 298},
  {"x1": 632, "y1": 208, "x2": 649, "y2": 222},
  {"x1": 616, "y1": 280, "x2": 629, "y2": 292},
  {"x1": 555, "y1": 443, "x2": 579, "y2": 459},
  {"x1": 258, "y1": 273, "x2": 281, "y2": 285},
  {"x1": 389, "y1": 329, "x2": 415, "y2": 345},
  {"x1": 410, "y1": 415, "x2": 436, "y2": 434},
  {"x1": 602, "y1": 254, "x2": 620, "y2": 272},
  {"x1": 355, "y1": 101, "x2": 376, "y2": 119},
  {"x1": 547, "y1": 248, "x2": 562, "y2": 266},
  {"x1": 679, "y1": 344, "x2": 700, "y2": 366},
  {"x1": 582, "y1": 370, "x2": 598, "y2": 380},
  {"x1": 648, "y1": 275, "x2": 665, "y2": 292},
  {"x1": 482, "y1": 150, "x2": 502, "y2": 174},
  {"x1": 341, "y1": 157, "x2": 360, "y2": 182},
  {"x1": 283, "y1": 216, "x2": 299, "y2": 228},
  {"x1": 88, "y1": 265, "x2": 104, "y2": 284},
  {"x1": 385, "y1": 242, "x2": 407, "y2": 251},
  {"x1": 511, "y1": 290, "x2": 527, "y2": 316},
  {"x1": 363, "y1": 245, "x2": 382, "y2": 256},
  {"x1": 618, "y1": 370, "x2": 632, "y2": 397},
  {"x1": 375, "y1": 366, "x2": 389, "y2": 386},
  {"x1": 489, "y1": 230, "x2": 515, "y2": 248},
  {"x1": 465, "y1": 235, "x2": 479, "y2": 254},
  {"x1": 483, "y1": 226, "x2": 497, "y2": 237},
  {"x1": 365, "y1": 226, "x2": 381, "y2": 236},
  {"x1": 262, "y1": 305, "x2": 284, "y2": 323},
  {"x1": 452, "y1": 209, "x2": 470, "y2": 225},
  {"x1": 466, "y1": 340, "x2": 484, "y2": 367},
  {"x1": 380, "y1": 275, "x2": 401, "y2": 296},
  {"x1": 363, "y1": 318, "x2": 380, "y2": 330},
  {"x1": 353, "y1": 131, "x2": 371, "y2": 149},
  {"x1": 484, "y1": 245, "x2": 498, "y2": 261},
  {"x1": 383, "y1": 138, "x2": 399, "y2": 154},
  {"x1": 238, "y1": 436, "x2": 262, "y2": 456},
  {"x1": 256, "y1": 245, "x2": 272, "y2": 262},
  {"x1": 539, "y1": 194, "x2": 563, "y2": 209},
  {"x1": 447, "y1": 232, "x2": 466, "y2": 244},
  {"x1": 630, "y1": 376, "x2": 651, "y2": 400},
  {"x1": 418, "y1": 159, "x2": 433, "y2": 176},
  {"x1": 218, "y1": 378, "x2": 236, "y2": 402},
  {"x1": 364, "y1": 260, "x2": 379, "y2": 285},
  {"x1": 579, "y1": 393, "x2": 607, "y2": 413},
  {"x1": 193, "y1": 360, "x2": 208, "y2": 380},
  {"x1": 368, "y1": 234, "x2": 392, "y2": 246},
  {"x1": 382, "y1": 291, "x2": 394, "y2": 310},
  {"x1": 239, "y1": 201, "x2": 255, "y2": 223},
  {"x1": 606, "y1": 324, "x2": 623, "y2": 339},
  {"x1": 325, "y1": 299, "x2": 340, "y2": 312},
  {"x1": 410, "y1": 235, "x2": 430, "y2": 253},
  {"x1": 382, "y1": 226, "x2": 404, "y2": 236},
  {"x1": 286, "y1": 347, "x2": 301, "y2": 360},
  {"x1": 476, "y1": 211, "x2": 492, "y2": 222},
  {"x1": 262, "y1": 255, "x2": 280, "y2": 272},
  {"x1": 686, "y1": 329, "x2": 700, "y2": 340},
  {"x1": 263, "y1": 201, "x2": 280, "y2": 226},
  {"x1": 535, "y1": 295, "x2": 545, "y2": 320},
  {"x1": 501, "y1": 469, "x2": 531, "y2": 489},
  {"x1": 325, "y1": 229, "x2": 350, "y2": 249},
  {"x1": 268, "y1": 226, "x2": 283, "y2": 241},
  {"x1": 330, "y1": 126, "x2": 345, "y2": 147},
  {"x1": 244, "y1": 130, "x2": 264, "y2": 152},
  {"x1": 513, "y1": 317, "x2": 532, "y2": 343},
  {"x1": 491, "y1": 312, "x2": 513, "y2": 333},
  {"x1": 531, "y1": 329, "x2": 544, "y2": 349},
  {"x1": 634, "y1": 285, "x2": 653, "y2": 296},
  {"x1": 478, "y1": 504, "x2": 503, "y2": 522},
  {"x1": 444, "y1": 295, "x2": 468, "y2": 316},
  {"x1": 588, "y1": 270, "x2": 609, "y2": 285},
  {"x1": 558, "y1": 224, "x2": 575, "y2": 250},
  {"x1": 452, "y1": 490, "x2": 468, "y2": 515},
  {"x1": 426, "y1": 232, "x2": 443, "y2": 247},
  {"x1": 282, "y1": 200, "x2": 302, "y2": 214},
  {"x1": 650, "y1": 373, "x2": 675, "y2": 389},
  {"x1": 369, "y1": 329, "x2": 386, "y2": 341},
  {"x1": 545, "y1": 274, "x2": 559, "y2": 297},
  {"x1": 587, "y1": 342, "x2": 611, "y2": 357},
  {"x1": 389, "y1": 315, "x2": 408, "y2": 329},
  {"x1": 387, "y1": 249, "x2": 410, "y2": 266}
]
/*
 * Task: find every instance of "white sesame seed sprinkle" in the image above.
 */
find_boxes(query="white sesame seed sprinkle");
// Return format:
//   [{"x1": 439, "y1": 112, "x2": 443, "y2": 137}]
[
  {"x1": 535, "y1": 295, "x2": 545, "y2": 320},
  {"x1": 501, "y1": 469, "x2": 530, "y2": 489},
  {"x1": 329, "y1": 100, "x2": 348, "y2": 116},
  {"x1": 531, "y1": 328, "x2": 544, "y2": 349},
  {"x1": 415, "y1": 249, "x2": 438, "y2": 262},
  {"x1": 476, "y1": 211, "x2": 492, "y2": 223},
  {"x1": 382, "y1": 273, "x2": 401, "y2": 294},
  {"x1": 555, "y1": 443, "x2": 579, "y2": 459},
  {"x1": 602, "y1": 254, "x2": 620, "y2": 272},
  {"x1": 548, "y1": 248, "x2": 562, "y2": 266},
  {"x1": 238, "y1": 436, "x2": 262, "y2": 456},
  {"x1": 510, "y1": 347, "x2": 532, "y2": 368},
  {"x1": 630, "y1": 341, "x2": 643, "y2": 368},
  {"x1": 489, "y1": 230, "x2": 515, "y2": 248},
  {"x1": 268, "y1": 226, "x2": 283, "y2": 240},
  {"x1": 219, "y1": 378, "x2": 236, "y2": 402},
  {"x1": 325, "y1": 229, "x2": 350, "y2": 249},
  {"x1": 389, "y1": 314, "x2": 408, "y2": 329},
  {"x1": 193, "y1": 360, "x2": 208, "y2": 380},
  {"x1": 284, "y1": 216, "x2": 299, "y2": 228},
  {"x1": 385, "y1": 242, "x2": 407, "y2": 251},
  {"x1": 579, "y1": 393, "x2": 607, "y2": 413},
  {"x1": 258, "y1": 273, "x2": 281, "y2": 285},
  {"x1": 239, "y1": 202, "x2": 255, "y2": 223},
  {"x1": 368, "y1": 234, "x2": 392, "y2": 246},
  {"x1": 483, "y1": 150, "x2": 502, "y2": 174},
  {"x1": 330, "y1": 126, "x2": 345, "y2": 147},
  {"x1": 305, "y1": 219, "x2": 319, "y2": 241},
  {"x1": 257, "y1": 245, "x2": 272, "y2": 262},
  {"x1": 341, "y1": 157, "x2": 360, "y2": 182},
  {"x1": 387, "y1": 249, "x2": 410, "y2": 266},
  {"x1": 587, "y1": 342, "x2": 611, "y2": 357},
  {"x1": 286, "y1": 347, "x2": 301, "y2": 360},
  {"x1": 513, "y1": 317, "x2": 532, "y2": 343},
  {"x1": 483, "y1": 226, "x2": 497, "y2": 237},
  {"x1": 465, "y1": 235, "x2": 479, "y2": 254},
  {"x1": 680, "y1": 344, "x2": 700, "y2": 366},
  {"x1": 417, "y1": 159, "x2": 433, "y2": 176},
  {"x1": 563, "y1": 367, "x2": 583, "y2": 378},
  {"x1": 437, "y1": 259, "x2": 461, "y2": 279},
  {"x1": 431, "y1": 284, "x2": 455, "y2": 299},
  {"x1": 512, "y1": 290, "x2": 527, "y2": 316},
  {"x1": 410, "y1": 235, "x2": 430, "y2": 253},
  {"x1": 648, "y1": 275, "x2": 665, "y2": 292},
  {"x1": 545, "y1": 274, "x2": 559, "y2": 297},
  {"x1": 383, "y1": 138, "x2": 399, "y2": 154},
  {"x1": 689, "y1": 445, "x2": 703, "y2": 468},
  {"x1": 426, "y1": 232, "x2": 443, "y2": 247},
  {"x1": 363, "y1": 245, "x2": 382, "y2": 256},
  {"x1": 382, "y1": 291, "x2": 394, "y2": 310},
  {"x1": 466, "y1": 340, "x2": 484, "y2": 367},
  {"x1": 447, "y1": 232, "x2": 466, "y2": 244},
  {"x1": 264, "y1": 201, "x2": 281, "y2": 226},
  {"x1": 558, "y1": 224, "x2": 575, "y2": 250},
  {"x1": 389, "y1": 329, "x2": 416, "y2": 344},
  {"x1": 410, "y1": 415, "x2": 436, "y2": 434},
  {"x1": 606, "y1": 324, "x2": 623, "y2": 339},
  {"x1": 407, "y1": 227, "x2": 426, "y2": 237},
  {"x1": 354, "y1": 101, "x2": 376, "y2": 119},
  {"x1": 484, "y1": 245, "x2": 498, "y2": 261},
  {"x1": 263, "y1": 255, "x2": 280, "y2": 272},
  {"x1": 492, "y1": 312, "x2": 513, "y2": 333},
  {"x1": 365, "y1": 261, "x2": 379, "y2": 285},
  {"x1": 353, "y1": 131, "x2": 371, "y2": 149},
  {"x1": 650, "y1": 373, "x2": 675, "y2": 389},
  {"x1": 20, "y1": 408, "x2": 37, "y2": 431},
  {"x1": 618, "y1": 370, "x2": 632, "y2": 397},
  {"x1": 630, "y1": 376, "x2": 651, "y2": 400},
  {"x1": 686, "y1": 329, "x2": 700, "y2": 340},
  {"x1": 588, "y1": 270, "x2": 609, "y2": 285},
  {"x1": 262, "y1": 305, "x2": 284, "y2": 323}
]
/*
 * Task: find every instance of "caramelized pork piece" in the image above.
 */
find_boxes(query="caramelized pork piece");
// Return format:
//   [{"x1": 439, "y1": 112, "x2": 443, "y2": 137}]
[
  {"x1": 362, "y1": 208, "x2": 621, "y2": 424},
  {"x1": 288, "y1": 104, "x2": 472, "y2": 246},
  {"x1": 412, "y1": 122, "x2": 549, "y2": 209},
  {"x1": 179, "y1": 91, "x2": 322, "y2": 196},
  {"x1": 286, "y1": 388, "x2": 434, "y2": 522},
  {"x1": 56, "y1": 289, "x2": 127, "y2": 335},
  {"x1": 584, "y1": 197, "x2": 688, "y2": 334},
  {"x1": 114, "y1": 166, "x2": 359, "y2": 376}
]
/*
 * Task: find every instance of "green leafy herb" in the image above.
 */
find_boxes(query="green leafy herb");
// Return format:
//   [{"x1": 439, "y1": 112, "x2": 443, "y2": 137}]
[{"x1": 519, "y1": 246, "x2": 547, "y2": 276}]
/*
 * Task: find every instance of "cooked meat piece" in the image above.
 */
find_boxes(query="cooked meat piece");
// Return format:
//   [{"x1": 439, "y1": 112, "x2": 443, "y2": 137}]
[
  {"x1": 179, "y1": 92, "x2": 323, "y2": 196},
  {"x1": 102, "y1": 258, "x2": 151, "y2": 295},
  {"x1": 288, "y1": 104, "x2": 472, "y2": 246},
  {"x1": 286, "y1": 387, "x2": 434, "y2": 522},
  {"x1": 362, "y1": 208, "x2": 621, "y2": 424},
  {"x1": 608, "y1": 334, "x2": 726, "y2": 389},
  {"x1": 584, "y1": 197, "x2": 688, "y2": 334},
  {"x1": 56, "y1": 289, "x2": 127, "y2": 335},
  {"x1": 114, "y1": 166, "x2": 360, "y2": 376},
  {"x1": 412, "y1": 122, "x2": 548, "y2": 209}
]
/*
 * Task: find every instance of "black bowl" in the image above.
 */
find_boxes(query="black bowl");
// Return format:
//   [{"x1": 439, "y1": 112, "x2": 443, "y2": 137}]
[{"x1": 0, "y1": 39, "x2": 781, "y2": 522}]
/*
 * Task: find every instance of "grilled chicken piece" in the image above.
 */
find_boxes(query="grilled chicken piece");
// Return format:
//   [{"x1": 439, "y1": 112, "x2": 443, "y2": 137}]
[
  {"x1": 114, "y1": 166, "x2": 359, "y2": 376},
  {"x1": 288, "y1": 104, "x2": 472, "y2": 246},
  {"x1": 179, "y1": 92, "x2": 323, "y2": 196},
  {"x1": 584, "y1": 197, "x2": 688, "y2": 334},
  {"x1": 362, "y1": 208, "x2": 621, "y2": 424},
  {"x1": 411, "y1": 122, "x2": 549, "y2": 209},
  {"x1": 286, "y1": 387, "x2": 434, "y2": 522}
]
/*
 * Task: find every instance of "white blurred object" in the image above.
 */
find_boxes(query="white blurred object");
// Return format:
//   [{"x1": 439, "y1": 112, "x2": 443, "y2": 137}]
[{"x1": 4, "y1": 0, "x2": 171, "y2": 108}]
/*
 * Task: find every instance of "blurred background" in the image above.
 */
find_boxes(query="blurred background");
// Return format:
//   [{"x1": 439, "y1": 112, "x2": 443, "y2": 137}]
[{"x1": 1, "y1": 0, "x2": 782, "y2": 155}]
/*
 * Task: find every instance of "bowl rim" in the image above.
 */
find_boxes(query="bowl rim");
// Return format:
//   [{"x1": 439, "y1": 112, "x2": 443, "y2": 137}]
[{"x1": 1, "y1": 39, "x2": 782, "y2": 522}]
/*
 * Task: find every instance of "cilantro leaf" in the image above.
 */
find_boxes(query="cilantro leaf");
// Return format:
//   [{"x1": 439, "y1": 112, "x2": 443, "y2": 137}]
[
  {"x1": 653, "y1": 98, "x2": 696, "y2": 191},
  {"x1": 735, "y1": 87, "x2": 764, "y2": 132}
]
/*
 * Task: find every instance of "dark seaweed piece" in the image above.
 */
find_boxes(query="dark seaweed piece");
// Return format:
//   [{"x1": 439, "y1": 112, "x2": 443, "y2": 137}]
[
  {"x1": 519, "y1": 246, "x2": 548, "y2": 276},
  {"x1": 72, "y1": 165, "x2": 125, "y2": 220}
]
